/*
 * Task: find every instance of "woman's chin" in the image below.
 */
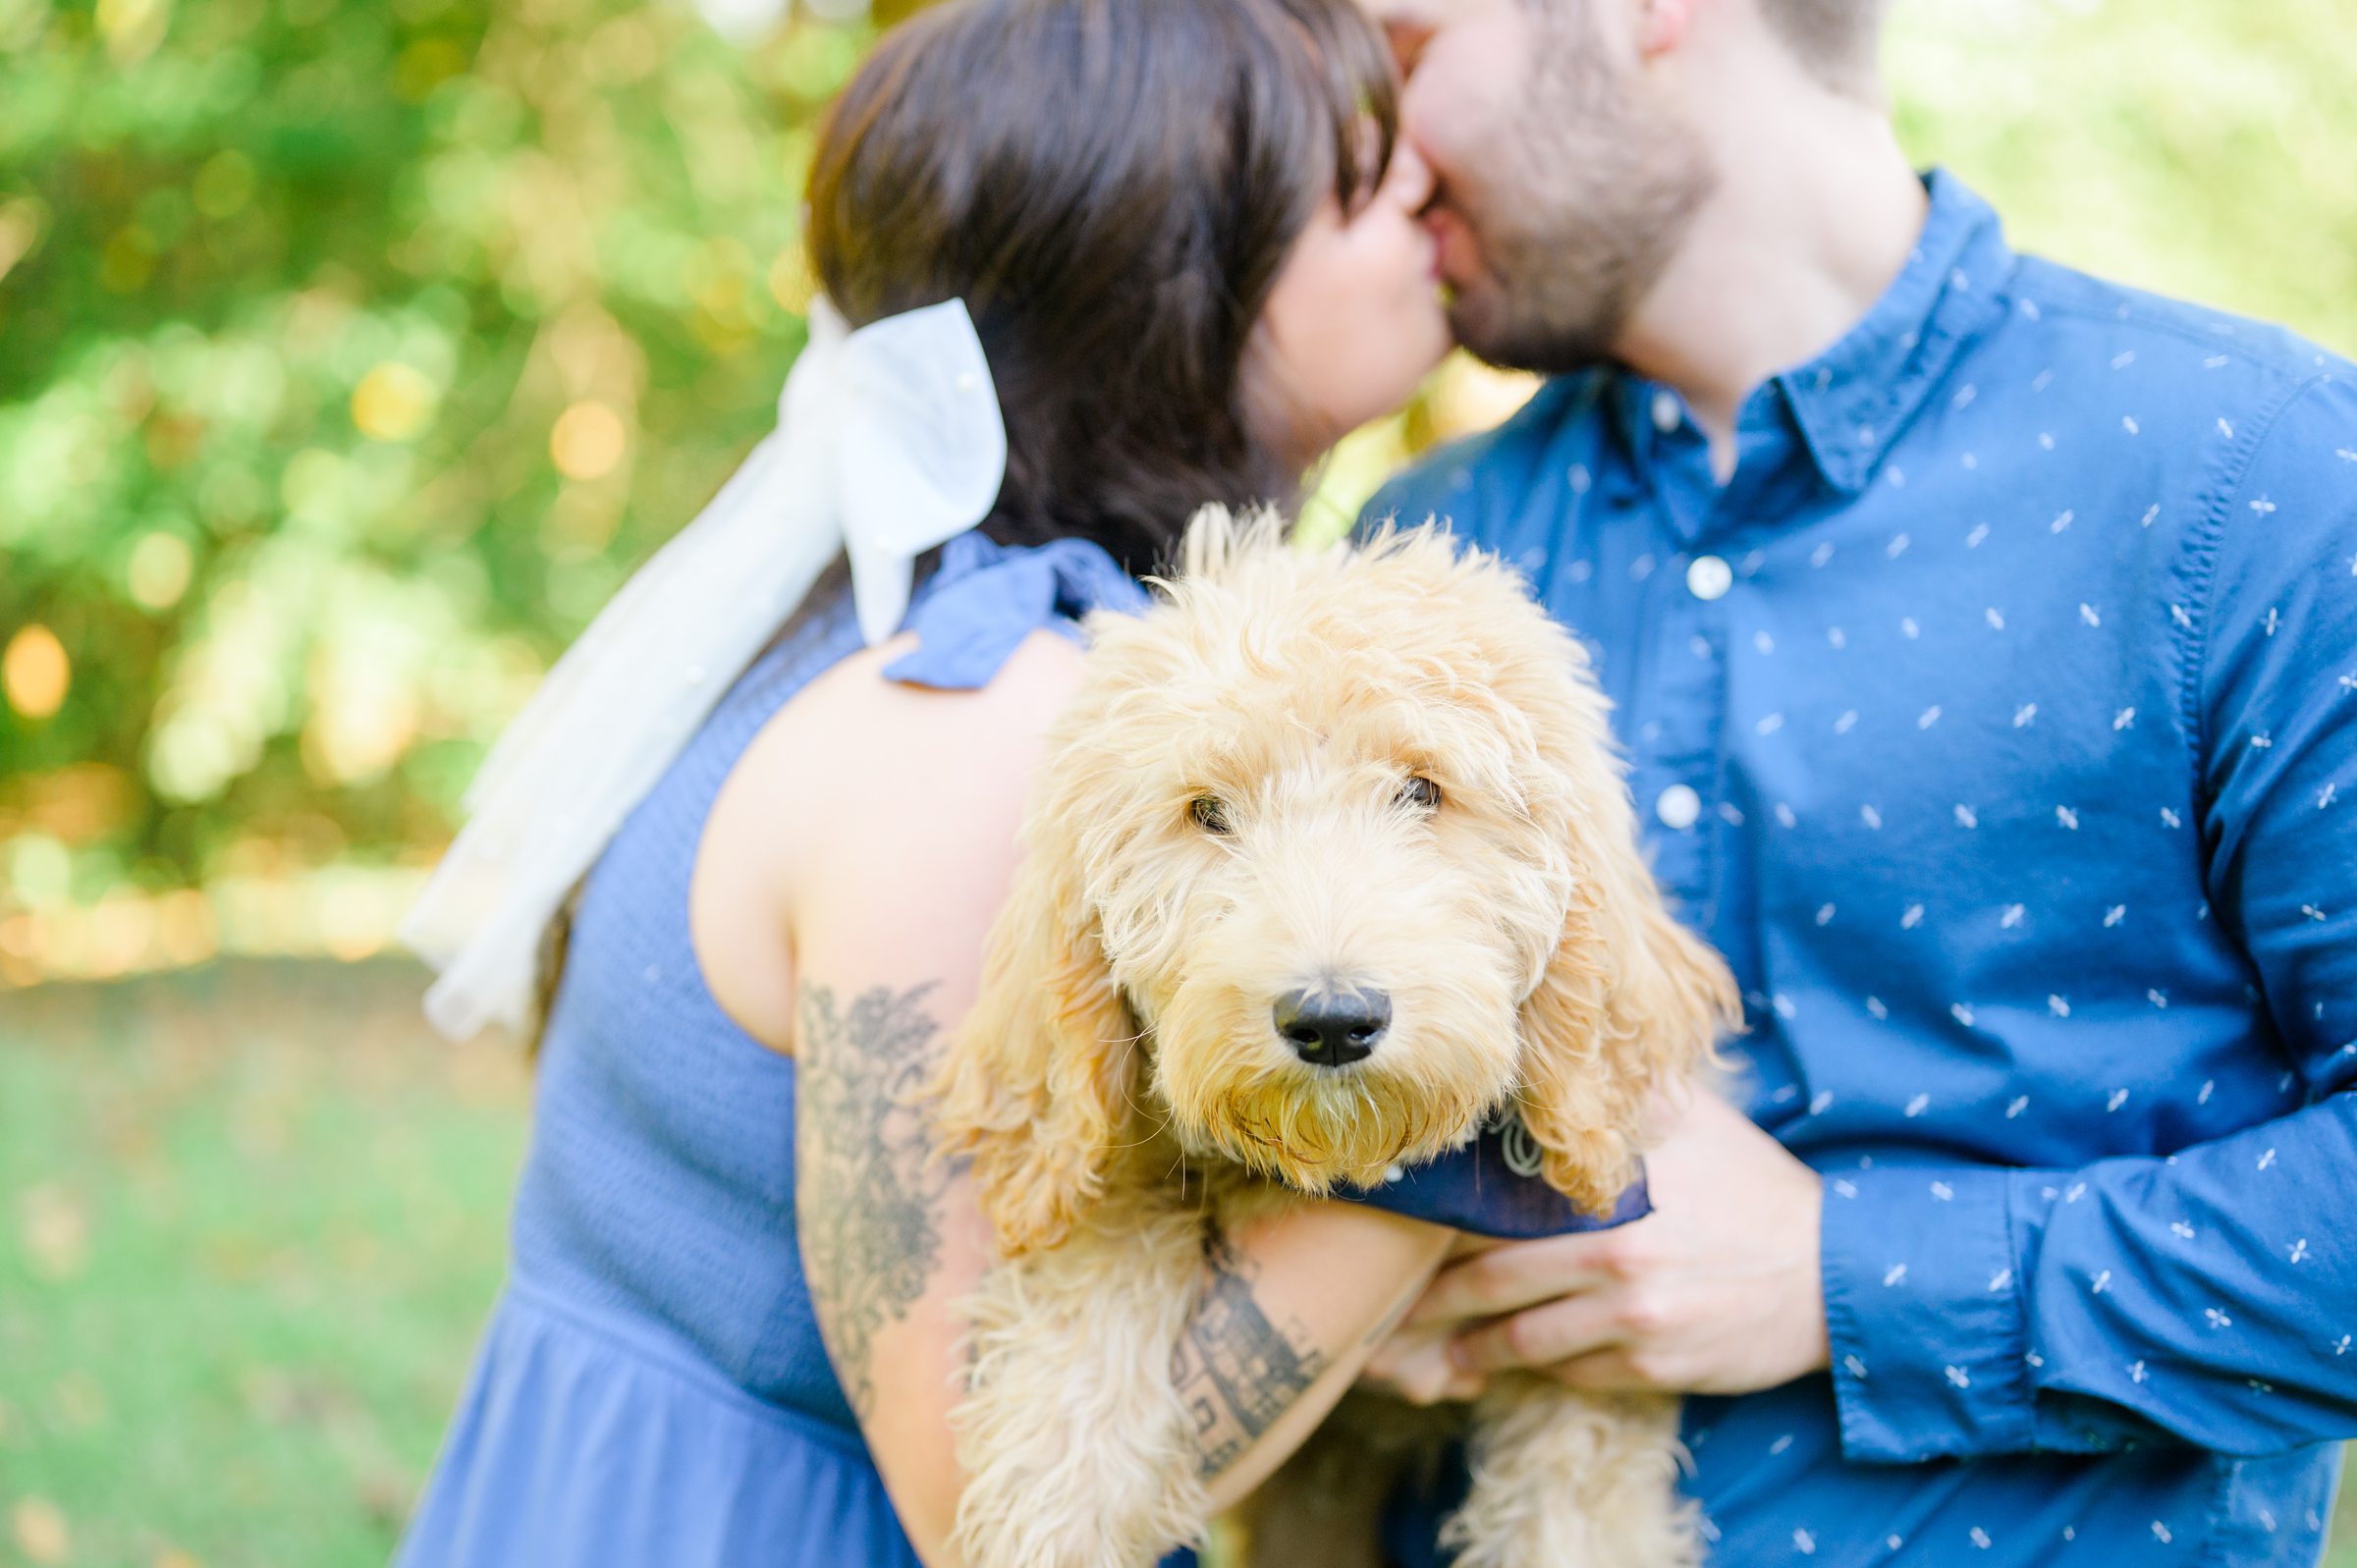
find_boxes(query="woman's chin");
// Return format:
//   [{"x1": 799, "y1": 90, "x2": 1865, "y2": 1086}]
[{"x1": 1357, "y1": 313, "x2": 1462, "y2": 432}]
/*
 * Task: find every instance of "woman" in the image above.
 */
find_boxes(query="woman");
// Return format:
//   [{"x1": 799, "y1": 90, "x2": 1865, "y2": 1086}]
[{"x1": 397, "y1": 0, "x2": 1475, "y2": 1561}]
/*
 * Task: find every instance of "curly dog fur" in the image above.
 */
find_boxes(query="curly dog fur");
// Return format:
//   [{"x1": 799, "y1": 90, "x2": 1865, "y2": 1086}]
[{"x1": 932, "y1": 508, "x2": 1739, "y2": 1567}]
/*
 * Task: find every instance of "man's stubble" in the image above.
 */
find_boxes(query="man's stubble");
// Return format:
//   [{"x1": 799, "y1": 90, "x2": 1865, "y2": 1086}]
[{"x1": 1440, "y1": 13, "x2": 1717, "y2": 374}]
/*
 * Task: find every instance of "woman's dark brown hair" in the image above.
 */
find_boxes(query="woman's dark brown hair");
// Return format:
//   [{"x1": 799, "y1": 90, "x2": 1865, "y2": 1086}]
[
  {"x1": 529, "y1": 0, "x2": 1398, "y2": 1046},
  {"x1": 804, "y1": 0, "x2": 1399, "y2": 575}
]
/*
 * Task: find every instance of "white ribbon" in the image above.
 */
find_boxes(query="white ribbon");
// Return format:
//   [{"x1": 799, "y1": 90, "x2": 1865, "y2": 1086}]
[{"x1": 402, "y1": 297, "x2": 1008, "y2": 1041}]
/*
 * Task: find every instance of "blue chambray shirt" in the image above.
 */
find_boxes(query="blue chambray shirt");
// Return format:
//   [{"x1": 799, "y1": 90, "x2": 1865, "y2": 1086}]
[{"x1": 1364, "y1": 172, "x2": 2357, "y2": 1566}]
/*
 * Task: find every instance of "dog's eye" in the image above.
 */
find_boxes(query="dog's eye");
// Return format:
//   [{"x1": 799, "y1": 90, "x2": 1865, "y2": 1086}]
[
  {"x1": 1396, "y1": 776, "x2": 1443, "y2": 813},
  {"x1": 1188, "y1": 795, "x2": 1233, "y2": 835}
]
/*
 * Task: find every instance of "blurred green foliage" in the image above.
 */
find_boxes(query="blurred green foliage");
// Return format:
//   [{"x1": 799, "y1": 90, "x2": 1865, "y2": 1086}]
[
  {"x1": 0, "y1": 0, "x2": 865, "y2": 911},
  {"x1": 1887, "y1": 0, "x2": 2357, "y2": 352},
  {"x1": 2, "y1": 0, "x2": 2355, "y2": 915}
]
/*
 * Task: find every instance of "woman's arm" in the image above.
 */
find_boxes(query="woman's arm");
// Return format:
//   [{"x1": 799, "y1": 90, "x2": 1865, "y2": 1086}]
[
  {"x1": 797, "y1": 1002, "x2": 1447, "y2": 1558},
  {"x1": 742, "y1": 630, "x2": 1453, "y2": 1565},
  {"x1": 1177, "y1": 1200, "x2": 1454, "y2": 1513}
]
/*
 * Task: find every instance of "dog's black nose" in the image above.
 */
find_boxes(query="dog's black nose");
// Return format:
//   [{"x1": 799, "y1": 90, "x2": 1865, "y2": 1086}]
[{"x1": 1275, "y1": 987, "x2": 1391, "y2": 1067}]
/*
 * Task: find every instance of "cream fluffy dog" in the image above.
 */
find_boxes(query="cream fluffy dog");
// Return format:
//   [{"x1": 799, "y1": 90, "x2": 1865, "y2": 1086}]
[{"x1": 931, "y1": 509, "x2": 1738, "y2": 1568}]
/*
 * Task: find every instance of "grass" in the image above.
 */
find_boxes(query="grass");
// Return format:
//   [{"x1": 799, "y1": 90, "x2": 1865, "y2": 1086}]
[
  {"x1": 0, "y1": 961, "x2": 2348, "y2": 1566},
  {"x1": 0, "y1": 962, "x2": 527, "y2": 1568}
]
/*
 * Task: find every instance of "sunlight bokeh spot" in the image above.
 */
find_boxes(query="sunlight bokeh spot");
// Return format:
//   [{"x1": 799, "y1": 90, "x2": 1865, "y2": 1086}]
[
  {"x1": 128, "y1": 531, "x2": 195, "y2": 611},
  {"x1": 351, "y1": 362, "x2": 441, "y2": 443},
  {"x1": 148, "y1": 711, "x2": 245, "y2": 805},
  {"x1": 93, "y1": 0, "x2": 169, "y2": 63},
  {"x1": 550, "y1": 400, "x2": 628, "y2": 480},
  {"x1": 0, "y1": 197, "x2": 43, "y2": 287},
  {"x1": 18, "y1": 1182, "x2": 92, "y2": 1281},
  {"x1": 9, "y1": 1498, "x2": 69, "y2": 1567},
  {"x1": 4, "y1": 624, "x2": 71, "y2": 719},
  {"x1": 5, "y1": 835, "x2": 73, "y2": 910}
]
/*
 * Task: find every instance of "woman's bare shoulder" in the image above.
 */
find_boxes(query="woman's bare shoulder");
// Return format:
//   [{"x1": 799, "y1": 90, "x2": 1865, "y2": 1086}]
[
  {"x1": 770, "y1": 625, "x2": 1088, "y2": 821},
  {"x1": 693, "y1": 626, "x2": 1091, "y2": 1048}
]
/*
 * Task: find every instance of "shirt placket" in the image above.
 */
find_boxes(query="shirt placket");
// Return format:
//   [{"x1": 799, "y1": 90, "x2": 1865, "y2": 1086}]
[{"x1": 1624, "y1": 389, "x2": 1731, "y2": 932}]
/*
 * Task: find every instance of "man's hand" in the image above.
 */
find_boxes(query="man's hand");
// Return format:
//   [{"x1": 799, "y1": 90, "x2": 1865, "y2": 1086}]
[{"x1": 1372, "y1": 1093, "x2": 1831, "y2": 1398}]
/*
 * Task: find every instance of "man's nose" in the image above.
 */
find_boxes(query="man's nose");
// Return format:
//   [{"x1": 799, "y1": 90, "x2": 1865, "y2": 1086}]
[{"x1": 1274, "y1": 985, "x2": 1393, "y2": 1067}]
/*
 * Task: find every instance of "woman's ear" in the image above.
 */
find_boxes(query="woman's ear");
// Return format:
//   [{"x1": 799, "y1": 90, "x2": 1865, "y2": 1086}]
[
  {"x1": 926, "y1": 814, "x2": 1138, "y2": 1257},
  {"x1": 1514, "y1": 811, "x2": 1741, "y2": 1216}
]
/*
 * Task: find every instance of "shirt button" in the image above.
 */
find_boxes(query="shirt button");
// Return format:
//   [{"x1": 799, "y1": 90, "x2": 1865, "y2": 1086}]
[
  {"x1": 1652, "y1": 390, "x2": 1683, "y2": 434},
  {"x1": 1686, "y1": 555, "x2": 1733, "y2": 601},
  {"x1": 1655, "y1": 784, "x2": 1703, "y2": 831}
]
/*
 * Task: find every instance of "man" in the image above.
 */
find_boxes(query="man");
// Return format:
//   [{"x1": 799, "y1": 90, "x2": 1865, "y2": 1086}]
[{"x1": 1356, "y1": 0, "x2": 2357, "y2": 1561}]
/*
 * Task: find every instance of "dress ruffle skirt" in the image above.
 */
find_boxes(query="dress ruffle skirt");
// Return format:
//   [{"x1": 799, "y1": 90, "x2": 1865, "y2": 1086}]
[{"x1": 396, "y1": 1284, "x2": 925, "y2": 1568}]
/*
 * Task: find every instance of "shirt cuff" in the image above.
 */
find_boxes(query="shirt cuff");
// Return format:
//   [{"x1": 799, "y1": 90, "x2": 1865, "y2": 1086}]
[{"x1": 1820, "y1": 1163, "x2": 2046, "y2": 1463}]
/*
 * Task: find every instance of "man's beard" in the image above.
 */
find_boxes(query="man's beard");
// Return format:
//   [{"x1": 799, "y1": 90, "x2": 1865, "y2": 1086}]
[{"x1": 1441, "y1": 32, "x2": 1716, "y2": 374}]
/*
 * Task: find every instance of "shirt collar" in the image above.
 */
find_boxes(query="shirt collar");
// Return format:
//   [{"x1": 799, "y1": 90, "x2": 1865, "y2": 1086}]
[{"x1": 1609, "y1": 170, "x2": 2016, "y2": 494}]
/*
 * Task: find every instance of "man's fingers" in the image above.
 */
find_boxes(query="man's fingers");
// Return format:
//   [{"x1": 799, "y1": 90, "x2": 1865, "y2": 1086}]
[
  {"x1": 1447, "y1": 1291, "x2": 1624, "y2": 1375},
  {"x1": 1363, "y1": 1325, "x2": 1482, "y2": 1406},
  {"x1": 1369, "y1": 1316, "x2": 1487, "y2": 1404},
  {"x1": 1405, "y1": 1230, "x2": 1630, "y2": 1327}
]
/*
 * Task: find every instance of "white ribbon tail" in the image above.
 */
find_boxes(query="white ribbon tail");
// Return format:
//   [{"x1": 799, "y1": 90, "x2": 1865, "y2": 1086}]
[
  {"x1": 400, "y1": 295, "x2": 1007, "y2": 1042},
  {"x1": 402, "y1": 429, "x2": 841, "y2": 1039}
]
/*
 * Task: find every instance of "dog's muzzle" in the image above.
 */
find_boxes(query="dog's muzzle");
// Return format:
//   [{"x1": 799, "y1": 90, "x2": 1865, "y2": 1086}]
[{"x1": 1274, "y1": 985, "x2": 1391, "y2": 1068}]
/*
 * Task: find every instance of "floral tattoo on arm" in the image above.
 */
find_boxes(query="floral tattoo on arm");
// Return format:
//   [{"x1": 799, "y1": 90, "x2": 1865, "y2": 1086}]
[{"x1": 795, "y1": 982, "x2": 959, "y2": 1419}]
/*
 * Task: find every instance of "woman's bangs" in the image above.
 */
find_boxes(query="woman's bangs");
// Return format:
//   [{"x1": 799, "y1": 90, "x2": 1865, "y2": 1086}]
[{"x1": 1273, "y1": 0, "x2": 1403, "y2": 211}]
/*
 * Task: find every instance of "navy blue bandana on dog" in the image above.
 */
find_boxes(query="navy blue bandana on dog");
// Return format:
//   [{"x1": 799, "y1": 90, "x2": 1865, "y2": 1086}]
[{"x1": 1339, "y1": 1107, "x2": 1651, "y2": 1239}]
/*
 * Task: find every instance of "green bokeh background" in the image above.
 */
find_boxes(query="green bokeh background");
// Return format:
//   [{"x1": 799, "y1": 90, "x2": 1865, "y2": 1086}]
[
  {"x1": 4, "y1": 0, "x2": 2355, "y2": 908},
  {"x1": 2, "y1": 0, "x2": 2353, "y2": 1562}
]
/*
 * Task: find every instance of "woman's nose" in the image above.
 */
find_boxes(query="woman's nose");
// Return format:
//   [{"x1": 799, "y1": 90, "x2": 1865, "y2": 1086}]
[{"x1": 1387, "y1": 138, "x2": 1436, "y2": 213}]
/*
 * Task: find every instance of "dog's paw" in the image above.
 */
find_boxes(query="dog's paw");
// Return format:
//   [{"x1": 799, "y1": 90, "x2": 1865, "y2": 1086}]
[{"x1": 1442, "y1": 1382, "x2": 1700, "y2": 1568}]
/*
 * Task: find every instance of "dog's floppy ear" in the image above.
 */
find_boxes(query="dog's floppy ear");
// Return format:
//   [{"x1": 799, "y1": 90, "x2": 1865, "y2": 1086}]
[
  {"x1": 1516, "y1": 857, "x2": 1740, "y2": 1214},
  {"x1": 1513, "y1": 787, "x2": 1741, "y2": 1215},
  {"x1": 928, "y1": 813, "x2": 1138, "y2": 1257},
  {"x1": 1492, "y1": 609, "x2": 1740, "y2": 1214}
]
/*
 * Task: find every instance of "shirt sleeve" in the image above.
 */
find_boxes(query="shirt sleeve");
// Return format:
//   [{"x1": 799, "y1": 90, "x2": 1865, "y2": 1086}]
[{"x1": 1821, "y1": 372, "x2": 2357, "y2": 1463}]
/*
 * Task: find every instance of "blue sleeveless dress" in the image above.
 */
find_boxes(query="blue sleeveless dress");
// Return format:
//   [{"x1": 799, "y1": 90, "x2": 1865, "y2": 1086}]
[{"x1": 395, "y1": 531, "x2": 1640, "y2": 1567}]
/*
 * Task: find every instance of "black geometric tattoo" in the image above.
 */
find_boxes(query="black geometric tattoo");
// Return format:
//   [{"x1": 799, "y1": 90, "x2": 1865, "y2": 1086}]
[
  {"x1": 795, "y1": 982, "x2": 957, "y2": 1419},
  {"x1": 1170, "y1": 1231, "x2": 1329, "y2": 1479}
]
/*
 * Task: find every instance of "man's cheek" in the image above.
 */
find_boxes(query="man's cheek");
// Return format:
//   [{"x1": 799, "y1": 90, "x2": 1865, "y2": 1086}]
[
  {"x1": 1411, "y1": 40, "x2": 1523, "y2": 171},
  {"x1": 1401, "y1": 69, "x2": 1488, "y2": 185}
]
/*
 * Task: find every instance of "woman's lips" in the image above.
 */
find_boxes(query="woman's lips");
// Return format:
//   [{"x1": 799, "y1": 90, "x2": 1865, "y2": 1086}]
[{"x1": 1424, "y1": 204, "x2": 1474, "y2": 286}]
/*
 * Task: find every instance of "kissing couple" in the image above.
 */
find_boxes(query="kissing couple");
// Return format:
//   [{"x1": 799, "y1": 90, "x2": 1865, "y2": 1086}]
[{"x1": 400, "y1": 1, "x2": 2357, "y2": 1565}]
